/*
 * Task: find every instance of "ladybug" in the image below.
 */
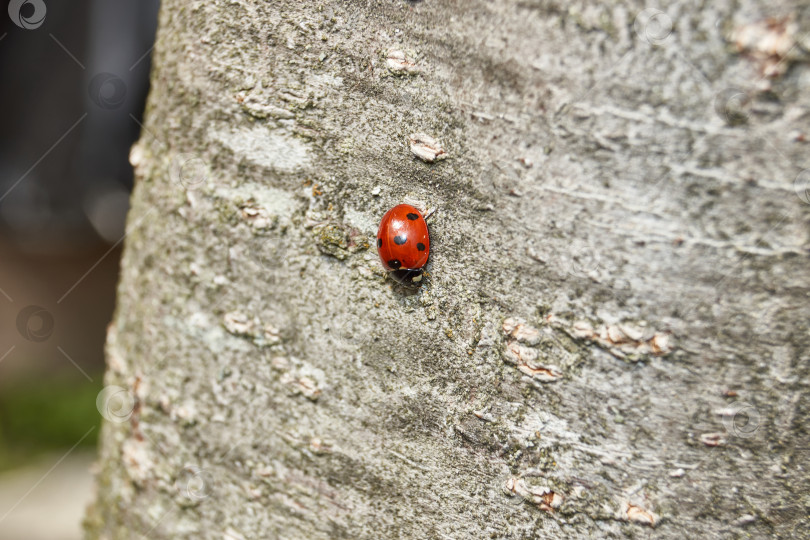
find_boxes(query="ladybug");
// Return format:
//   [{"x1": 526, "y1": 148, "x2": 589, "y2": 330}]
[{"x1": 376, "y1": 203, "x2": 430, "y2": 283}]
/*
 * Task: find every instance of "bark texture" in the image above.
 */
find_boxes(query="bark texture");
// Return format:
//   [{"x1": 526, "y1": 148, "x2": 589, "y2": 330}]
[{"x1": 86, "y1": 1, "x2": 810, "y2": 538}]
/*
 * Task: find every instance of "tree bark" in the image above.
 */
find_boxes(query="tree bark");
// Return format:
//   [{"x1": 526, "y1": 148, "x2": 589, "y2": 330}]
[{"x1": 86, "y1": 1, "x2": 810, "y2": 538}]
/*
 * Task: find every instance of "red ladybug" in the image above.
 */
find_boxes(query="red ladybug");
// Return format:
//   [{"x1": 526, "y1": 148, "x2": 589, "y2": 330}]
[{"x1": 376, "y1": 204, "x2": 430, "y2": 282}]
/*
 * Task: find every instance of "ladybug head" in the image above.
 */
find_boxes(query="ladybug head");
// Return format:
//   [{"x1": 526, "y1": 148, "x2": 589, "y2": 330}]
[{"x1": 389, "y1": 268, "x2": 424, "y2": 286}]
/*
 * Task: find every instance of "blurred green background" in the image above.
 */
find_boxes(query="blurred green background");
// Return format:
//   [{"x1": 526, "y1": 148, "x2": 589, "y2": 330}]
[{"x1": 0, "y1": 376, "x2": 102, "y2": 473}]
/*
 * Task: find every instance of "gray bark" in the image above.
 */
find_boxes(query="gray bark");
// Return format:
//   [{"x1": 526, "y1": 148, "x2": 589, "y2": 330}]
[{"x1": 85, "y1": 1, "x2": 810, "y2": 538}]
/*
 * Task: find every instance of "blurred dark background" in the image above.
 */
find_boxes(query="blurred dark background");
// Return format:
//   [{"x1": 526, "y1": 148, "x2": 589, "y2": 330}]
[{"x1": 0, "y1": 1, "x2": 158, "y2": 538}]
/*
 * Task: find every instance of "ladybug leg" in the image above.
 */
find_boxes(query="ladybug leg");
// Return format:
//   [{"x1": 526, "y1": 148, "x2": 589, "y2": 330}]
[{"x1": 423, "y1": 207, "x2": 437, "y2": 221}]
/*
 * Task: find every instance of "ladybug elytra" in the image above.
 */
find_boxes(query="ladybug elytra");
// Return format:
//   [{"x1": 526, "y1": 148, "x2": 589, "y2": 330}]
[{"x1": 376, "y1": 203, "x2": 430, "y2": 283}]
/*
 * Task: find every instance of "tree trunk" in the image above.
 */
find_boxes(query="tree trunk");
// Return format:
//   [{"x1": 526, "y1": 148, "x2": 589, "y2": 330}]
[{"x1": 85, "y1": 1, "x2": 810, "y2": 538}]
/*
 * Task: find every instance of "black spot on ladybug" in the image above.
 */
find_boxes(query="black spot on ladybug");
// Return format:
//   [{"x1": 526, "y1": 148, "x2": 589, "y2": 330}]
[
  {"x1": 394, "y1": 235, "x2": 407, "y2": 245},
  {"x1": 377, "y1": 238, "x2": 382, "y2": 248},
  {"x1": 406, "y1": 213, "x2": 419, "y2": 221},
  {"x1": 417, "y1": 242, "x2": 426, "y2": 251},
  {"x1": 388, "y1": 259, "x2": 402, "y2": 269}
]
